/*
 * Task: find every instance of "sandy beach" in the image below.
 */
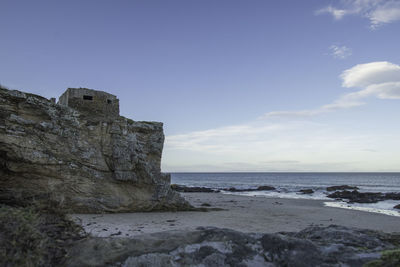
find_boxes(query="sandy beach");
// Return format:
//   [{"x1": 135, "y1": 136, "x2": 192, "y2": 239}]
[{"x1": 72, "y1": 192, "x2": 400, "y2": 238}]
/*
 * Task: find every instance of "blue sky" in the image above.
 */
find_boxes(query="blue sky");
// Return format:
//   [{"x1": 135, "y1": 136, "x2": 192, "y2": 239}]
[{"x1": 1, "y1": 0, "x2": 400, "y2": 172}]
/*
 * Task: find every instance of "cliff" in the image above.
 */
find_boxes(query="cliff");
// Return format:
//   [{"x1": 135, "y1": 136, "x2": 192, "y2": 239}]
[{"x1": 0, "y1": 87, "x2": 190, "y2": 213}]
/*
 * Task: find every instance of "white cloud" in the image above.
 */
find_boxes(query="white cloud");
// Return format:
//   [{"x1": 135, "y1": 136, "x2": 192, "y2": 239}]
[
  {"x1": 341, "y1": 61, "x2": 400, "y2": 87},
  {"x1": 370, "y1": 1, "x2": 400, "y2": 27},
  {"x1": 262, "y1": 61, "x2": 400, "y2": 118},
  {"x1": 317, "y1": 0, "x2": 400, "y2": 28},
  {"x1": 316, "y1": 6, "x2": 348, "y2": 20},
  {"x1": 330, "y1": 45, "x2": 352, "y2": 59}
]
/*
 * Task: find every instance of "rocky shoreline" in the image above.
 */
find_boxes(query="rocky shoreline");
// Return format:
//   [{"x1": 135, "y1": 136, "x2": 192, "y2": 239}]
[{"x1": 172, "y1": 184, "x2": 400, "y2": 210}]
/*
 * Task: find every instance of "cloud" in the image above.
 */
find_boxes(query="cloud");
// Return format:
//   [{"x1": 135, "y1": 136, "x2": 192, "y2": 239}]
[
  {"x1": 341, "y1": 61, "x2": 400, "y2": 87},
  {"x1": 163, "y1": 61, "x2": 400, "y2": 172},
  {"x1": 316, "y1": 6, "x2": 348, "y2": 20},
  {"x1": 330, "y1": 45, "x2": 352, "y2": 59},
  {"x1": 262, "y1": 61, "x2": 400, "y2": 118},
  {"x1": 316, "y1": 0, "x2": 400, "y2": 28}
]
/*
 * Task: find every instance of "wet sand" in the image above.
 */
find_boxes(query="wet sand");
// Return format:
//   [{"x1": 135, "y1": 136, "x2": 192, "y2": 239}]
[{"x1": 72, "y1": 192, "x2": 400, "y2": 238}]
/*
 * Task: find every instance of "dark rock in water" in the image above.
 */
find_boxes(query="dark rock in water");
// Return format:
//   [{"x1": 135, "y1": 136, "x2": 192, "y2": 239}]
[
  {"x1": 299, "y1": 189, "x2": 314, "y2": 194},
  {"x1": 171, "y1": 184, "x2": 220, "y2": 193},
  {"x1": 394, "y1": 204, "x2": 400, "y2": 210},
  {"x1": 326, "y1": 185, "x2": 359, "y2": 192},
  {"x1": 0, "y1": 87, "x2": 191, "y2": 213},
  {"x1": 327, "y1": 190, "x2": 383, "y2": 203},
  {"x1": 65, "y1": 225, "x2": 400, "y2": 267},
  {"x1": 327, "y1": 190, "x2": 400, "y2": 204},
  {"x1": 257, "y1": 185, "x2": 276, "y2": 191},
  {"x1": 385, "y1": 193, "x2": 400, "y2": 200},
  {"x1": 226, "y1": 185, "x2": 275, "y2": 192}
]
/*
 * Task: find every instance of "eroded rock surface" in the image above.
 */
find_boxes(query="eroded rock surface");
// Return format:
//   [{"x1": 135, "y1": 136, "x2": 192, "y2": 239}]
[
  {"x1": 65, "y1": 225, "x2": 400, "y2": 267},
  {"x1": 0, "y1": 87, "x2": 190, "y2": 212}
]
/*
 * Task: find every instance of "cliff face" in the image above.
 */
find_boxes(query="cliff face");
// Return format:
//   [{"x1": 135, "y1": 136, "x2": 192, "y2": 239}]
[{"x1": 0, "y1": 87, "x2": 190, "y2": 213}]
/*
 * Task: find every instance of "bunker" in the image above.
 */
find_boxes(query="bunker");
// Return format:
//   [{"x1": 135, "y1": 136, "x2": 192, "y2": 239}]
[{"x1": 58, "y1": 88, "x2": 120, "y2": 119}]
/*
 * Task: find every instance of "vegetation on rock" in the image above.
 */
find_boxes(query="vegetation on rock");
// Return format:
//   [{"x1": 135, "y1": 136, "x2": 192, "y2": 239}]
[{"x1": 0, "y1": 202, "x2": 84, "y2": 267}]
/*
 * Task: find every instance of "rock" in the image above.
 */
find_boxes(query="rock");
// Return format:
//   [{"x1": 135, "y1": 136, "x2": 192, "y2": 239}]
[
  {"x1": 327, "y1": 190, "x2": 400, "y2": 204},
  {"x1": 327, "y1": 190, "x2": 382, "y2": 203},
  {"x1": 385, "y1": 193, "x2": 400, "y2": 200},
  {"x1": 326, "y1": 185, "x2": 359, "y2": 192},
  {"x1": 394, "y1": 204, "x2": 400, "y2": 210},
  {"x1": 225, "y1": 185, "x2": 276, "y2": 192},
  {"x1": 65, "y1": 225, "x2": 400, "y2": 267},
  {"x1": 171, "y1": 185, "x2": 276, "y2": 193},
  {"x1": 0, "y1": 87, "x2": 191, "y2": 213},
  {"x1": 257, "y1": 185, "x2": 276, "y2": 191},
  {"x1": 299, "y1": 189, "x2": 314, "y2": 194},
  {"x1": 171, "y1": 184, "x2": 219, "y2": 193}
]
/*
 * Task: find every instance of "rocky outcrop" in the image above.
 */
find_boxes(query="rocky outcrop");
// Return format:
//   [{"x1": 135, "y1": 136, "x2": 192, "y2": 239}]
[
  {"x1": 0, "y1": 87, "x2": 190, "y2": 213},
  {"x1": 225, "y1": 185, "x2": 276, "y2": 192},
  {"x1": 171, "y1": 184, "x2": 276, "y2": 193},
  {"x1": 65, "y1": 225, "x2": 400, "y2": 266},
  {"x1": 326, "y1": 185, "x2": 359, "y2": 192},
  {"x1": 171, "y1": 184, "x2": 220, "y2": 193},
  {"x1": 327, "y1": 190, "x2": 400, "y2": 203},
  {"x1": 299, "y1": 189, "x2": 314, "y2": 194}
]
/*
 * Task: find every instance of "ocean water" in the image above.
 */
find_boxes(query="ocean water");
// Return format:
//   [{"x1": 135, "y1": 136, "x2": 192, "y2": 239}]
[{"x1": 171, "y1": 172, "x2": 400, "y2": 217}]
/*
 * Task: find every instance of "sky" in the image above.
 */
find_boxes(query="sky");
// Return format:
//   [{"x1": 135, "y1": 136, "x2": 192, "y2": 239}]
[{"x1": 1, "y1": 0, "x2": 400, "y2": 172}]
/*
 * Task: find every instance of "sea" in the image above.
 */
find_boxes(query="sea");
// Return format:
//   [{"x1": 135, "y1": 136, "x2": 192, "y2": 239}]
[{"x1": 171, "y1": 172, "x2": 400, "y2": 217}]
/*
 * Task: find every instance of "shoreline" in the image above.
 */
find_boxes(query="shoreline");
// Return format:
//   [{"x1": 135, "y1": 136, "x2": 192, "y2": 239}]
[{"x1": 72, "y1": 192, "x2": 400, "y2": 238}]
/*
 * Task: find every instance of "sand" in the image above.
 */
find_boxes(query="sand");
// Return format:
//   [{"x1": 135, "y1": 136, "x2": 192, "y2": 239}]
[{"x1": 71, "y1": 192, "x2": 400, "y2": 238}]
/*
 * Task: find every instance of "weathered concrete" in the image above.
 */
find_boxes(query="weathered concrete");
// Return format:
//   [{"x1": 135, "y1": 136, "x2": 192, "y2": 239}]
[{"x1": 0, "y1": 87, "x2": 190, "y2": 213}]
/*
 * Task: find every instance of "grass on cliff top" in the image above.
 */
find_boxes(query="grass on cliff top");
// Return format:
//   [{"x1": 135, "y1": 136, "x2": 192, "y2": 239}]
[{"x1": 0, "y1": 201, "x2": 85, "y2": 267}]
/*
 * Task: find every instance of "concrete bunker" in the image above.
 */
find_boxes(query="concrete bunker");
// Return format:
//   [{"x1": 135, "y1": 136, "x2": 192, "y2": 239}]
[{"x1": 58, "y1": 88, "x2": 120, "y2": 119}]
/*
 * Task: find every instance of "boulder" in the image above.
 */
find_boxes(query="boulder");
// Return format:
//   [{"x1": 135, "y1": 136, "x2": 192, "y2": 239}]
[
  {"x1": 0, "y1": 87, "x2": 191, "y2": 213},
  {"x1": 394, "y1": 204, "x2": 400, "y2": 210}
]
